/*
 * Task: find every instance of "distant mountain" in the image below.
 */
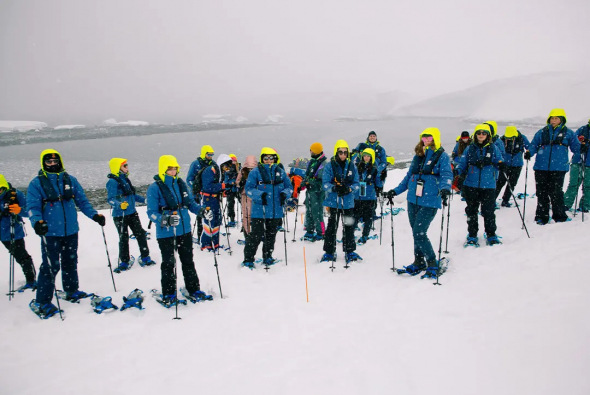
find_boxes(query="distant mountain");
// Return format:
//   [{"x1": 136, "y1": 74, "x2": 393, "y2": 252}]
[{"x1": 389, "y1": 72, "x2": 590, "y2": 125}]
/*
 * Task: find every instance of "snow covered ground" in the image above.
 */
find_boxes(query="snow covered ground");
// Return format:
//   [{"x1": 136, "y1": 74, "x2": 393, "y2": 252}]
[
  {"x1": 0, "y1": 121, "x2": 48, "y2": 132},
  {"x1": 1, "y1": 168, "x2": 589, "y2": 395}
]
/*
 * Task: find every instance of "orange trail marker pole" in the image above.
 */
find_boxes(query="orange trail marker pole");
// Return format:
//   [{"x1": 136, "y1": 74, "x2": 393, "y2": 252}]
[{"x1": 303, "y1": 246, "x2": 309, "y2": 303}]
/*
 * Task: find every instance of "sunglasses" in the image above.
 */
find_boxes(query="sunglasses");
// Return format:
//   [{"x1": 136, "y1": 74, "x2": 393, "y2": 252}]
[
  {"x1": 167, "y1": 167, "x2": 178, "y2": 170},
  {"x1": 206, "y1": 153, "x2": 214, "y2": 157},
  {"x1": 475, "y1": 131, "x2": 488, "y2": 136},
  {"x1": 337, "y1": 150, "x2": 348, "y2": 155},
  {"x1": 263, "y1": 155, "x2": 276, "y2": 160},
  {"x1": 44, "y1": 159, "x2": 60, "y2": 165},
  {"x1": 122, "y1": 164, "x2": 128, "y2": 168}
]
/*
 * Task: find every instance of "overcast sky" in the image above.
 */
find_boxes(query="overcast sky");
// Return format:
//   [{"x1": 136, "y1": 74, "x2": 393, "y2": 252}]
[{"x1": 1, "y1": 0, "x2": 589, "y2": 124}]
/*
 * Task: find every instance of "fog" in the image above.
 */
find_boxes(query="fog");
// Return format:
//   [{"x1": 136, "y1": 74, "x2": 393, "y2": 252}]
[{"x1": 1, "y1": 0, "x2": 589, "y2": 124}]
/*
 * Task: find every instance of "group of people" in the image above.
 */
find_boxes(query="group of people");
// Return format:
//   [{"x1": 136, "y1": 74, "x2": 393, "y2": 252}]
[{"x1": 1, "y1": 108, "x2": 589, "y2": 318}]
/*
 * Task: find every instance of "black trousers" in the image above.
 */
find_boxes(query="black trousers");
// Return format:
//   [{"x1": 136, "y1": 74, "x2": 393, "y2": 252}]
[
  {"x1": 157, "y1": 233, "x2": 200, "y2": 296},
  {"x1": 226, "y1": 192, "x2": 237, "y2": 221},
  {"x1": 243, "y1": 218, "x2": 282, "y2": 262},
  {"x1": 534, "y1": 170, "x2": 567, "y2": 223},
  {"x1": 113, "y1": 212, "x2": 150, "y2": 262},
  {"x1": 495, "y1": 166, "x2": 522, "y2": 203},
  {"x1": 2, "y1": 238, "x2": 36, "y2": 283},
  {"x1": 463, "y1": 186, "x2": 497, "y2": 237},
  {"x1": 323, "y1": 207, "x2": 356, "y2": 255},
  {"x1": 354, "y1": 200, "x2": 374, "y2": 237}
]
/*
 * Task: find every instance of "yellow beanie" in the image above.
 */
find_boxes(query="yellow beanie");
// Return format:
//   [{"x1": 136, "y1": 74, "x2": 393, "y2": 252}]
[{"x1": 310, "y1": 142, "x2": 323, "y2": 155}]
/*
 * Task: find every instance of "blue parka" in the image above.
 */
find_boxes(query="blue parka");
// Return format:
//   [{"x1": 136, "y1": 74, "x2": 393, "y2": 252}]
[
  {"x1": 354, "y1": 149, "x2": 383, "y2": 201},
  {"x1": 572, "y1": 124, "x2": 590, "y2": 166},
  {"x1": 528, "y1": 124, "x2": 580, "y2": 172},
  {"x1": 27, "y1": 150, "x2": 98, "y2": 237},
  {"x1": 187, "y1": 145, "x2": 215, "y2": 190},
  {"x1": 245, "y1": 163, "x2": 293, "y2": 219},
  {"x1": 0, "y1": 187, "x2": 28, "y2": 242},
  {"x1": 500, "y1": 133, "x2": 531, "y2": 167},
  {"x1": 393, "y1": 129, "x2": 453, "y2": 209},
  {"x1": 354, "y1": 140, "x2": 388, "y2": 172},
  {"x1": 106, "y1": 159, "x2": 145, "y2": 217},
  {"x1": 323, "y1": 141, "x2": 360, "y2": 210},
  {"x1": 457, "y1": 143, "x2": 503, "y2": 189},
  {"x1": 146, "y1": 156, "x2": 204, "y2": 239}
]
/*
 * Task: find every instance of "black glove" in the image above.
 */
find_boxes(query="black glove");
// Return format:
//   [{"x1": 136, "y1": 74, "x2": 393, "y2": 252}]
[
  {"x1": 261, "y1": 192, "x2": 268, "y2": 206},
  {"x1": 34, "y1": 220, "x2": 48, "y2": 236},
  {"x1": 498, "y1": 162, "x2": 507, "y2": 174},
  {"x1": 93, "y1": 214, "x2": 106, "y2": 227},
  {"x1": 375, "y1": 186, "x2": 383, "y2": 197},
  {"x1": 456, "y1": 175, "x2": 466, "y2": 192},
  {"x1": 524, "y1": 151, "x2": 531, "y2": 160},
  {"x1": 280, "y1": 192, "x2": 287, "y2": 206},
  {"x1": 335, "y1": 184, "x2": 350, "y2": 197},
  {"x1": 440, "y1": 189, "x2": 452, "y2": 206},
  {"x1": 581, "y1": 144, "x2": 589, "y2": 155},
  {"x1": 385, "y1": 190, "x2": 397, "y2": 199}
]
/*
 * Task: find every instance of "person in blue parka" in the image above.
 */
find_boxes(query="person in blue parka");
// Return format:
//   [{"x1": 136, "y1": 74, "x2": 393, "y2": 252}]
[
  {"x1": 484, "y1": 120, "x2": 506, "y2": 164},
  {"x1": 353, "y1": 148, "x2": 383, "y2": 245},
  {"x1": 456, "y1": 124, "x2": 503, "y2": 246},
  {"x1": 222, "y1": 154, "x2": 239, "y2": 227},
  {"x1": 525, "y1": 108, "x2": 580, "y2": 225},
  {"x1": 495, "y1": 126, "x2": 530, "y2": 207},
  {"x1": 563, "y1": 119, "x2": 590, "y2": 212},
  {"x1": 385, "y1": 128, "x2": 453, "y2": 277},
  {"x1": 353, "y1": 131, "x2": 388, "y2": 219},
  {"x1": 27, "y1": 149, "x2": 106, "y2": 318},
  {"x1": 321, "y1": 140, "x2": 361, "y2": 264},
  {"x1": 199, "y1": 153, "x2": 227, "y2": 251},
  {"x1": 106, "y1": 157, "x2": 155, "y2": 272},
  {"x1": 186, "y1": 144, "x2": 216, "y2": 242},
  {"x1": 0, "y1": 174, "x2": 37, "y2": 290},
  {"x1": 146, "y1": 155, "x2": 213, "y2": 305},
  {"x1": 241, "y1": 147, "x2": 293, "y2": 268}
]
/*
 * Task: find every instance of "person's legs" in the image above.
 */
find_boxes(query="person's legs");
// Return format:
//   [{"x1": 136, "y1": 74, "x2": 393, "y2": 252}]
[
  {"x1": 157, "y1": 236, "x2": 176, "y2": 296},
  {"x1": 534, "y1": 170, "x2": 551, "y2": 223},
  {"x1": 243, "y1": 218, "x2": 264, "y2": 262},
  {"x1": 581, "y1": 166, "x2": 590, "y2": 211},
  {"x1": 262, "y1": 218, "x2": 282, "y2": 259},
  {"x1": 60, "y1": 233, "x2": 79, "y2": 294},
  {"x1": 35, "y1": 236, "x2": 62, "y2": 304},
  {"x1": 2, "y1": 239, "x2": 36, "y2": 284},
  {"x1": 480, "y1": 189, "x2": 498, "y2": 236},
  {"x1": 322, "y1": 208, "x2": 338, "y2": 255},
  {"x1": 342, "y1": 208, "x2": 357, "y2": 253},
  {"x1": 463, "y1": 186, "x2": 481, "y2": 237},
  {"x1": 563, "y1": 163, "x2": 581, "y2": 209},
  {"x1": 361, "y1": 200, "x2": 374, "y2": 237},
  {"x1": 176, "y1": 233, "x2": 200, "y2": 294},
  {"x1": 548, "y1": 171, "x2": 567, "y2": 222},
  {"x1": 495, "y1": 169, "x2": 509, "y2": 200},
  {"x1": 411, "y1": 205, "x2": 438, "y2": 262},
  {"x1": 127, "y1": 212, "x2": 150, "y2": 258},
  {"x1": 113, "y1": 215, "x2": 130, "y2": 262},
  {"x1": 501, "y1": 166, "x2": 522, "y2": 203}
]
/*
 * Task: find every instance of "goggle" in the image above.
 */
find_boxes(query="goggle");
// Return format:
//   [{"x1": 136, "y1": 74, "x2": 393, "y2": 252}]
[
  {"x1": 44, "y1": 159, "x2": 60, "y2": 165},
  {"x1": 262, "y1": 155, "x2": 276, "y2": 161},
  {"x1": 337, "y1": 150, "x2": 348, "y2": 155},
  {"x1": 475, "y1": 131, "x2": 488, "y2": 136},
  {"x1": 122, "y1": 164, "x2": 128, "y2": 168},
  {"x1": 421, "y1": 135, "x2": 433, "y2": 142},
  {"x1": 167, "y1": 166, "x2": 179, "y2": 171},
  {"x1": 206, "y1": 152, "x2": 214, "y2": 157}
]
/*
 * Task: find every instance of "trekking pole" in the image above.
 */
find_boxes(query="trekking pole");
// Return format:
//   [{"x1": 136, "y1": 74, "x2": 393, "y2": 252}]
[
  {"x1": 330, "y1": 201, "x2": 341, "y2": 272},
  {"x1": 100, "y1": 226, "x2": 117, "y2": 292},
  {"x1": 282, "y1": 207, "x2": 288, "y2": 266},
  {"x1": 388, "y1": 197, "x2": 396, "y2": 272},
  {"x1": 172, "y1": 222, "x2": 180, "y2": 320},
  {"x1": 503, "y1": 170, "x2": 530, "y2": 238},
  {"x1": 522, "y1": 159, "x2": 529, "y2": 229},
  {"x1": 443, "y1": 193, "x2": 452, "y2": 254},
  {"x1": 206, "y1": 216, "x2": 223, "y2": 298},
  {"x1": 291, "y1": 199, "x2": 299, "y2": 242},
  {"x1": 41, "y1": 235, "x2": 64, "y2": 321},
  {"x1": 379, "y1": 195, "x2": 384, "y2": 246},
  {"x1": 433, "y1": 204, "x2": 446, "y2": 286},
  {"x1": 582, "y1": 153, "x2": 586, "y2": 223},
  {"x1": 219, "y1": 198, "x2": 232, "y2": 255},
  {"x1": 7, "y1": 216, "x2": 15, "y2": 300}
]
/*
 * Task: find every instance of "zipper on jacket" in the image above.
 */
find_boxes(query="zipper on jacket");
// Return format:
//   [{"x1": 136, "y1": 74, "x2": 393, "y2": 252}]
[{"x1": 171, "y1": 179, "x2": 186, "y2": 234}]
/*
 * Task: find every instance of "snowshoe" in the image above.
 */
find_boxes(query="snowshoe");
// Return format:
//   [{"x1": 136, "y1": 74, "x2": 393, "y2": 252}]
[
  {"x1": 91, "y1": 295, "x2": 119, "y2": 314},
  {"x1": 255, "y1": 258, "x2": 282, "y2": 266},
  {"x1": 577, "y1": 207, "x2": 590, "y2": 213},
  {"x1": 139, "y1": 256, "x2": 156, "y2": 267},
  {"x1": 387, "y1": 207, "x2": 406, "y2": 216},
  {"x1": 357, "y1": 236, "x2": 368, "y2": 245},
  {"x1": 536, "y1": 219, "x2": 548, "y2": 225},
  {"x1": 313, "y1": 234, "x2": 324, "y2": 241},
  {"x1": 226, "y1": 221, "x2": 237, "y2": 228},
  {"x1": 396, "y1": 261, "x2": 427, "y2": 276},
  {"x1": 16, "y1": 282, "x2": 37, "y2": 293},
  {"x1": 320, "y1": 253, "x2": 336, "y2": 262},
  {"x1": 494, "y1": 202, "x2": 500, "y2": 210},
  {"x1": 150, "y1": 290, "x2": 187, "y2": 308},
  {"x1": 420, "y1": 258, "x2": 449, "y2": 279},
  {"x1": 345, "y1": 252, "x2": 363, "y2": 263},
  {"x1": 277, "y1": 226, "x2": 286, "y2": 232},
  {"x1": 57, "y1": 290, "x2": 94, "y2": 303},
  {"x1": 180, "y1": 287, "x2": 213, "y2": 303},
  {"x1": 29, "y1": 300, "x2": 63, "y2": 320},
  {"x1": 464, "y1": 236, "x2": 480, "y2": 248},
  {"x1": 120, "y1": 289, "x2": 145, "y2": 311},
  {"x1": 192, "y1": 237, "x2": 201, "y2": 245},
  {"x1": 302, "y1": 232, "x2": 316, "y2": 242},
  {"x1": 241, "y1": 261, "x2": 255, "y2": 269},
  {"x1": 500, "y1": 201, "x2": 512, "y2": 208},
  {"x1": 485, "y1": 233, "x2": 502, "y2": 246},
  {"x1": 114, "y1": 256, "x2": 136, "y2": 273},
  {"x1": 237, "y1": 239, "x2": 246, "y2": 245},
  {"x1": 554, "y1": 217, "x2": 572, "y2": 223}
]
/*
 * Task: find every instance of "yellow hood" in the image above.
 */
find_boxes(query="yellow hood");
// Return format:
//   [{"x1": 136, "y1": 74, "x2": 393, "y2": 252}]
[
  {"x1": 474, "y1": 124, "x2": 492, "y2": 135},
  {"x1": 0, "y1": 174, "x2": 9, "y2": 191},
  {"x1": 200, "y1": 145, "x2": 214, "y2": 159},
  {"x1": 158, "y1": 155, "x2": 181, "y2": 181},
  {"x1": 456, "y1": 135, "x2": 461, "y2": 142},
  {"x1": 484, "y1": 121, "x2": 498, "y2": 137},
  {"x1": 333, "y1": 140, "x2": 350, "y2": 158},
  {"x1": 420, "y1": 128, "x2": 441, "y2": 150},
  {"x1": 109, "y1": 158, "x2": 127, "y2": 175},
  {"x1": 505, "y1": 126, "x2": 519, "y2": 138},
  {"x1": 386, "y1": 156, "x2": 395, "y2": 166},
  {"x1": 361, "y1": 148, "x2": 375, "y2": 164},
  {"x1": 39, "y1": 149, "x2": 65, "y2": 174},
  {"x1": 260, "y1": 147, "x2": 281, "y2": 164},
  {"x1": 547, "y1": 108, "x2": 567, "y2": 125}
]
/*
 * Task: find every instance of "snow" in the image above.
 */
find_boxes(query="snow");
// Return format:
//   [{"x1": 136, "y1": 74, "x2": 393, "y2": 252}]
[
  {"x1": 265, "y1": 114, "x2": 284, "y2": 123},
  {"x1": 53, "y1": 124, "x2": 86, "y2": 130},
  {"x1": 102, "y1": 119, "x2": 150, "y2": 126},
  {"x1": 0, "y1": 120, "x2": 47, "y2": 132},
  {"x1": 1, "y1": 168, "x2": 589, "y2": 395},
  {"x1": 202, "y1": 114, "x2": 231, "y2": 119},
  {"x1": 234, "y1": 116, "x2": 249, "y2": 122},
  {"x1": 391, "y1": 71, "x2": 590, "y2": 124}
]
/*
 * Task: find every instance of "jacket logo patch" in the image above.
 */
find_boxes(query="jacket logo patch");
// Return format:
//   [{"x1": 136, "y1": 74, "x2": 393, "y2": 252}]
[
  {"x1": 486, "y1": 153, "x2": 491, "y2": 157},
  {"x1": 348, "y1": 171, "x2": 352, "y2": 176},
  {"x1": 64, "y1": 185, "x2": 71, "y2": 190}
]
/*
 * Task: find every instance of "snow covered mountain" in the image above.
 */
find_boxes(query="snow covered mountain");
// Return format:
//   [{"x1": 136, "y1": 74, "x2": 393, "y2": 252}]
[{"x1": 390, "y1": 71, "x2": 590, "y2": 125}]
